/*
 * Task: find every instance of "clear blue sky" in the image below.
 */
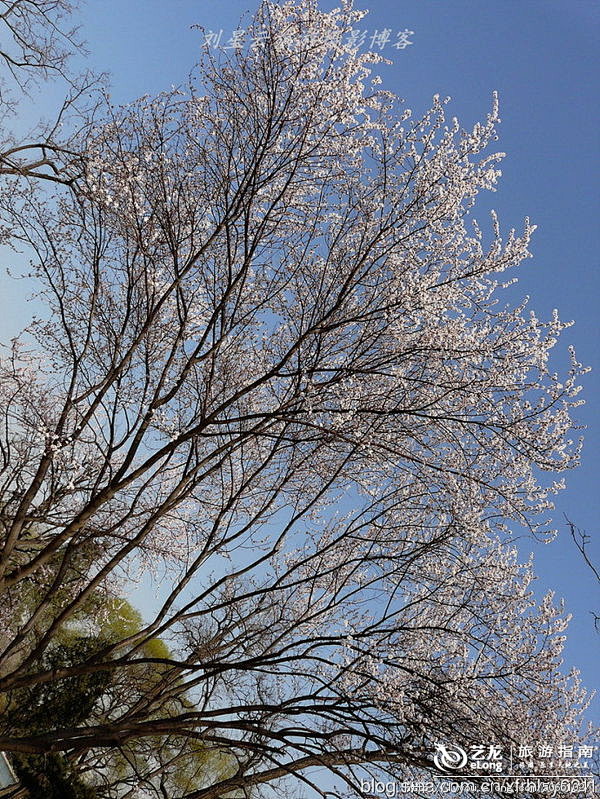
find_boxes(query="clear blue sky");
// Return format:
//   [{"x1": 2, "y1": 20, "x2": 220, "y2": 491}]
[{"x1": 2, "y1": 0, "x2": 599, "y2": 723}]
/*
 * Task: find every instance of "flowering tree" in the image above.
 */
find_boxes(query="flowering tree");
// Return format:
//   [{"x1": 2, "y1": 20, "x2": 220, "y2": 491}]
[{"x1": 0, "y1": 1, "x2": 593, "y2": 797}]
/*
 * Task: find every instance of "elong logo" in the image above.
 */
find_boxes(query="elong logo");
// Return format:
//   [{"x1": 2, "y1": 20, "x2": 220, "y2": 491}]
[{"x1": 433, "y1": 743, "x2": 468, "y2": 772}]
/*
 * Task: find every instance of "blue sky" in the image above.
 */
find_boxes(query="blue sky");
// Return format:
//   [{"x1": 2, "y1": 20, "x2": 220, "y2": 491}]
[{"x1": 1, "y1": 0, "x2": 598, "y2": 724}]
